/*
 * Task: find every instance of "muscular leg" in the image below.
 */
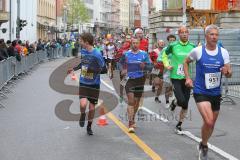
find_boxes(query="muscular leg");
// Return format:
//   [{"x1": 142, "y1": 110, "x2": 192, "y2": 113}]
[{"x1": 197, "y1": 101, "x2": 219, "y2": 145}]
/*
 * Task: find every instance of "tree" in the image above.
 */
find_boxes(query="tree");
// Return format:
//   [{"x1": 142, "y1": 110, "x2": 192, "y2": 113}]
[{"x1": 64, "y1": 0, "x2": 90, "y2": 28}]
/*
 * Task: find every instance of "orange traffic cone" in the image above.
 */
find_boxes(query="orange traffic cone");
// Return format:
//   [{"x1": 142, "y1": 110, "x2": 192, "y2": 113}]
[
  {"x1": 97, "y1": 115, "x2": 108, "y2": 126},
  {"x1": 97, "y1": 106, "x2": 108, "y2": 126},
  {"x1": 71, "y1": 72, "x2": 77, "y2": 81}
]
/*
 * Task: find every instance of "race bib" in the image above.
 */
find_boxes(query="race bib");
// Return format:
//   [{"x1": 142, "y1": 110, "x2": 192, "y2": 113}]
[
  {"x1": 151, "y1": 68, "x2": 160, "y2": 75},
  {"x1": 81, "y1": 66, "x2": 94, "y2": 79},
  {"x1": 177, "y1": 64, "x2": 185, "y2": 76},
  {"x1": 205, "y1": 72, "x2": 221, "y2": 89}
]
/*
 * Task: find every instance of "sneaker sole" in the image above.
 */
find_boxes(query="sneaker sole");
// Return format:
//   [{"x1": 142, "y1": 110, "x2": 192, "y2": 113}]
[
  {"x1": 197, "y1": 145, "x2": 208, "y2": 160},
  {"x1": 175, "y1": 129, "x2": 183, "y2": 135},
  {"x1": 165, "y1": 104, "x2": 170, "y2": 109},
  {"x1": 128, "y1": 128, "x2": 135, "y2": 133},
  {"x1": 87, "y1": 132, "x2": 93, "y2": 136},
  {"x1": 197, "y1": 146, "x2": 201, "y2": 160}
]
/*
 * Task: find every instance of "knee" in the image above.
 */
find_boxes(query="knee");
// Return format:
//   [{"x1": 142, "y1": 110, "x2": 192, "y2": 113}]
[
  {"x1": 205, "y1": 119, "x2": 215, "y2": 129},
  {"x1": 128, "y1": 100, "x2": 135, "y2": 106},
  {"x1": 80, "y1": 98, "x2": 88, "y2": 107},
  {"x1": 89, "y1": 105, "x2": 95, "y2": 111}
]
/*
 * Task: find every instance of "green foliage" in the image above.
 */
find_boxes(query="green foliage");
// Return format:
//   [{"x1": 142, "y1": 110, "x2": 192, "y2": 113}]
[{"x1": 65, "y1": 0, "x2": 90, "y2": 25}]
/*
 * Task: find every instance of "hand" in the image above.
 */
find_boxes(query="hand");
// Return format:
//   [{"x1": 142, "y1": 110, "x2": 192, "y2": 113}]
[
  {"x1": 140, "y1": 62, "x2": 145, "y2": 69},
  {"x1": 185, "y1": 78, "x2": 193, "y2": 88},
  {"x1": 220, "y1": 66, "x2": 228, "y2": 75},
  {"x1": 167, "y1": 66, "x2": 173, "y2": 70},
  {"x1": 67, "y1": 68, "x2": 73, "y2": 74}
]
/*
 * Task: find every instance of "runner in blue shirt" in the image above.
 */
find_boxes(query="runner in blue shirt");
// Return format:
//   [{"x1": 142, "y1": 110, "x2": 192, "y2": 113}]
[
  {"x1": 119, "y1": 37, "x2": 152, "y2": 133},
  {"x1": 68, "y1": 33, "x2": 106, "y2": 135},
  {"x1": 184, "y1": 25, "x2": 232, "y2": 160}
]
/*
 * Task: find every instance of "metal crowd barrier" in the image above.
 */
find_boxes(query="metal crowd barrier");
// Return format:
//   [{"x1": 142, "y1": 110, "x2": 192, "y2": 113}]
[
  {"x1": 0, "y1": 57, "x2": 15, "y2": 90},
  {"x1": 0, "y1": 46, "x2": 73, "y2": 107},
  {"x1": 0, "y1": 46, "x2": 69, "y2": 90},
  {"x1": 221, "y1": 63, "x2": 240, "y2": 104}
]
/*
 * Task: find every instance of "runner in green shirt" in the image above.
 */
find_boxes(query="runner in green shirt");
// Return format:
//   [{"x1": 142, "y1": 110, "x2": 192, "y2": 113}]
[{"x1": 164, "y1": 26, "x2": 195, "y2": 134}]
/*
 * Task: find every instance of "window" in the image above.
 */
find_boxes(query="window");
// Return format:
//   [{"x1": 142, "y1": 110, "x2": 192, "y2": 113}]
[
  {"x1": 162, "y1": 0, "x2": 167, "y2": 10},
  {"x1": 0, "y1": 0, "x2": 5, "y2": 11},
  {"x1": 87, "y1": 9, "x2": 93, "y2": 19}
]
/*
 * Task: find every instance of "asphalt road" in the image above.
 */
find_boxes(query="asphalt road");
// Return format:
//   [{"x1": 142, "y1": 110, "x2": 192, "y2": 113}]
[{"x1": 0, "y1": 58, "x2": 239, "y2": 160}]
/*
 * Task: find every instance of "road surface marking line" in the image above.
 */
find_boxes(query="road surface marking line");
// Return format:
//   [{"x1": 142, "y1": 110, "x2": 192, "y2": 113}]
[
  {"x1": 101, "y1": 79, "x2": 239, "y2": 160},
  {"x1": 141, "y1": 108, "x2": 239, "y2": 160},
  {"x1": 100, "y1": 79, "x2": 115, "y2": 91},
  {"x1": 107, "y1": 112, "x2": 162, "y2": 160}
]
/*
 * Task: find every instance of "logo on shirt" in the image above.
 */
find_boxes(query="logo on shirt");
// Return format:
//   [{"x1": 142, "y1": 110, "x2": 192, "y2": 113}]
[{"x1": 215, "y1": 61, "x2": 220, "y2": 64}]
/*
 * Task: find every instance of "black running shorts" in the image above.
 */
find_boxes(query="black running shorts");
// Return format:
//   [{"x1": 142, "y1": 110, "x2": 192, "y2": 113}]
[
  {"x1": 193, "y1": 94, "x2": 221, "y2": 111},
  {"x1": 79, "y1": 83, "x2": 100, "y2": 105},
  {"x1": 125, "y1": 76, "x2": 145, "y2": 98}
]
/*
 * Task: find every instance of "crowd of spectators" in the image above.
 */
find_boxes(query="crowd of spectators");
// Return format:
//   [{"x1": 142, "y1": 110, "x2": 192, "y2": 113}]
[{"x1": 0, "y1": 38, "x2": 80, "y2": 62}]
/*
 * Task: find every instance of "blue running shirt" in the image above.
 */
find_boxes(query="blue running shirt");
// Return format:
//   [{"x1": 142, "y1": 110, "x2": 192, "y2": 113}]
[
  {"x1": 79, "y1": 48, "x2": 105, "y2": 85},
  {"x1": 194, "y1": 46, "x2": 224, "y2": 96},
  {"x1": 121, "y1": 50, "x2": 151, "y2": 79}
]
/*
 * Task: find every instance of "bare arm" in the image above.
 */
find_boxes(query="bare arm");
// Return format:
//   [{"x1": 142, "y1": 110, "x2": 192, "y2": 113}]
[
  {"x1": 184, "y1": 57, "x2": 192, "y2": 79},
  {"x1": 184, "y1": 57, "x2": 193, "y2": 88},
  {"x1": 221, "y1": 63, "x2": 232, "y2": 78}
]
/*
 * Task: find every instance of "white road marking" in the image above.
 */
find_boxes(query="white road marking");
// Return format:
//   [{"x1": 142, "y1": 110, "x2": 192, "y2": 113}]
[
  {"x1": 101, "y1": 79, "x2": 115, "y2": 91},
  {"x1": 101, "y1": 79, "x2": 239, "y2": 160},
  {"x1": 64, "y1": 126, "x2": 70, "y2": 130}
]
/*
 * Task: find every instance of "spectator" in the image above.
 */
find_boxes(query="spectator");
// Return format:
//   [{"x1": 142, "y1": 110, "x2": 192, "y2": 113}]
[
  {"x1": 7, "y1": 40, "x2": 16, "y2": 57},
  {"x1": 15, "y1": 40, "x2": 23, "y2": 55},
  {"x1": 6, "y1": 40, "x2": 12, "y2": 48},
  {"x1": 22, "y1": 43, "x2": 28, "y2": 56},
  {"x1": 0, "y1": 39, "x2": 9, "y2": 61},
  {"x1": 36, "y1": 39, "x2": 44, "y2": 51},
  {"x1": 28, "y1": 43, "x2": 35, "y2": 54}
]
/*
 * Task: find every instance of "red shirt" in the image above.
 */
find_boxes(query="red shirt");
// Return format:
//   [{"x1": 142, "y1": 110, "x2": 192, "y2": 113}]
[
  {"x1": 114, "y1": 41, "x2": 131, "y2": 60},
  {"x1": 15, "y1": 44, "x2": 22, "y2": 54},
  {"x1": 139, "y1": 38, "x2": 148, "y2": 52},
  {"x1": 149, "y1": 49, "x2": 164, "y2": 72}
]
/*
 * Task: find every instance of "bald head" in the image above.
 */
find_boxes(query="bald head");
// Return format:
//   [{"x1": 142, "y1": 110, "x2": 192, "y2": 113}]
[
  {"x1": 134, "y1": 28, "x2": 144, "y2": 39},
  {"x1": 178, "y1": 26, "x2": 189, "y2": 43},
  {"x1": 157, "y1": 40, "x2": 165, "y2": 48}
]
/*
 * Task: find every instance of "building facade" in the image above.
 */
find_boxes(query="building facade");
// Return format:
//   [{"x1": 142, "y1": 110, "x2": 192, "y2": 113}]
[
  {"x1": 140, "y1": 0, "x2": 149, "y2": 30},
  {"x1": 119, "y1": 0, "x2": 129, "y2": 32},
  {"x1": 56, "y1": 0, "x2": 64, "y2": 36},
  {"x1": 0, "y1": 0, "x2": 9, "y2": 27},
  {"x1": 110, "y1": 0, "x2": 120, "y2": 33},
  {"x1": 37, "y1": 0, "x2": 56, "y2": 40},
  {"x1": 0, "y1": 0, "x2": 9, "y2": 39},
  {"x1": 1, "y1": 0, "x2": 37, "y2": 42}
]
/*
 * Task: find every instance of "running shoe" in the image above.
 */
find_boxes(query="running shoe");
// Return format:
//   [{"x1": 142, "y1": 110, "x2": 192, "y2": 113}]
[
  {"x1": 87, "y1": 126, "x2": 93, "y2": 135},
  {"x1": 155, "y1": 97, "x2": 161, "y2": 103},
  {"x1": 175, "y1": 125, "x2": 183, "y2": 135},
  {"x1": 79, "y1": 113, "x2": 86, "y2": 127},
  {"x1": 152, "y1": 86, "x2": 155, "y2": 92},
  {"x1": 119, "y1": 96, "x2": 124, "y2": 103},
  {"x1": 165, "y1": 100, "x2": 170, "y2": 109},
  {"x1": 198, "y1": 142, "x2": 208, "y2": 160},
  {"x1": 128, "y1": 127, "x2": 135, "y2": 133}
]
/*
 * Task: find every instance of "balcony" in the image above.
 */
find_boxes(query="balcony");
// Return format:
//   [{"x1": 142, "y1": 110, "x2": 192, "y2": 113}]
[{"x1": 0, "y1": 11, "x2": 9, "y2": 24}]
